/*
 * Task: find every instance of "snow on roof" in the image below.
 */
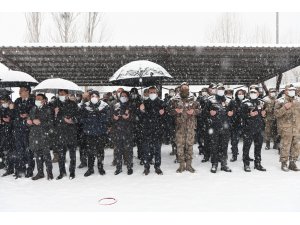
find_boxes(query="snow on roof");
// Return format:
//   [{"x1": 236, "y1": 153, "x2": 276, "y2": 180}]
[{"x1": 1, "y1": 42, "x2": 300, "y2": 48}]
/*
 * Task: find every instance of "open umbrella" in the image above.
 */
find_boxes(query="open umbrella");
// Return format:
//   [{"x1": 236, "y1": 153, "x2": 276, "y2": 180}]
[
  {"x1": 32, "y1": 78, "x2": 83, "y2": 94},
  {"x1": 0, "y1": 70, "x2": 39, "y2": 87},
  {"x1": 0, "y1": 88, "x2": 13, "y2": 97},
  {"x1": 109, "y1": 60, "x2": 173, "y2": 86}
]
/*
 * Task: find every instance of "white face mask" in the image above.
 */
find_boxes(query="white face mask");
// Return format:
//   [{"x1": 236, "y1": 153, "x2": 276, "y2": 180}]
[
  {"x1": 91, "y1": 97, "x2": 99, "y2": 104},
  {"x1": 169, "y1": 92, "x2": 175, "y2": 97},
  {"x1": 131, "y1": 94, "x2": 137, "y2": 99},
  {"x1": 250, "y1": 93, "x2": 258, "y2": 100},
  {"x1": 237, "y1": 95, "x2": 244, "y2": 100},
  {"x1": 202, "y1": 92, "x2": 208, "y2": 96},
  {"x1": 143, "y1": 96, "x2": 149, "y2": 100},
  {"x1": 1, "y1": 103, "x2": 9, "y2": 108},
  {"x1": 288, "y1": 90, "x2": 295, "y2": 97},
  {"x1": 149, "y1": 93, "x2": 157, "y2": 101},
  {"x1": 120, "y1": 96, "x2": 128, "y2": 103},
  {"x1": 59, "y1": 96, "x2": 66, "y2": 102},
  {"x1": 270, "y1": 92, "x2": 276, "y2": 98},
  {"x1": 217, "y1": 90, "x2": 225, "y2": 96},
  {"x1": 35, "y1": 100, "x2": 43, "y2": 108}
]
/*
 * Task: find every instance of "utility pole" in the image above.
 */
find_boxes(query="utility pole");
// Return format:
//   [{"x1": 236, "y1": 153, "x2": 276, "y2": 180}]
[{"x1": 276, "y1": 12, "x2": 279, "y2": 44}]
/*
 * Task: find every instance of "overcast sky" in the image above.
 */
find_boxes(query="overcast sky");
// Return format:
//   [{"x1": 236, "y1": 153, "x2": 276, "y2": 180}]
[{"x1": 0, "y1": 12, "x2": 300, "y2": 45}]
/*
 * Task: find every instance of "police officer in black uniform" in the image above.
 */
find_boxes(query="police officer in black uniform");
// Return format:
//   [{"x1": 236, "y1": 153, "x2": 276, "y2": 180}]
[
  {"x1": 205, "y1": 83, "x2": 234, "y2": 173},
  {"x1": 241, "y1": 86, "x2": 267, "y2": 172}
]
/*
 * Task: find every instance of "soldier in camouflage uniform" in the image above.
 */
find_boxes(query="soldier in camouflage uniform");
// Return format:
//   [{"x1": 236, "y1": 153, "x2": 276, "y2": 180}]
[
  {"x1": 274, "y1": 84, "x2": 300, "y2": 171},
  {"x1": 263, "y1": 88, "x2": 279, "y2": 150},
  {"x1": 169, "y1": 82, "x2": 200, "y2": 173}
]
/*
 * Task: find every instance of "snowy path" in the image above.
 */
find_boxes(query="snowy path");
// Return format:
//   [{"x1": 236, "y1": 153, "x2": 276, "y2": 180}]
[{"x1": 0, "y1": 143, "x2": 299, "y2": 212}]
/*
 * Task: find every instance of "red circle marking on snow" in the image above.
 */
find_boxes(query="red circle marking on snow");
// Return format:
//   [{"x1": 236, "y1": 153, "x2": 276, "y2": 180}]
[{"x1": 98, "y1": 197, "x2": 117, "y2": 206}]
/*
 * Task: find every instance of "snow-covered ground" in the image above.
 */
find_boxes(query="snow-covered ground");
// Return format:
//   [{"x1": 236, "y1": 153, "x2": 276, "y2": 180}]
[{"x1": 0, "y1": 142, "x2": 300, "y2": 212}]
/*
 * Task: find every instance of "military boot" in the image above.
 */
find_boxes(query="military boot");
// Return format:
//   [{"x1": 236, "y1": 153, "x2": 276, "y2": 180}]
[
  {"x1": 254, "y1": 161, "x2": 266, "y2": 171},
  {"x1": 281, "y1": 162, "x2": 289, "y2": 172},
  {"x1": 265, "y1": 141, "x2": 270, "y2": 150},
  {"x1": 32, "y1": 172, "x2": 45, "y2": 180},
  {"x1": 210, "y1": 164, "x2": 218, "y2": 173},
  {"x1": 176, "y1": 162, "x2": 186, "y2": 173},
  {"x1": 288, "y1": 161, "x2": 300, "y2": 171},
  {"x1": 186, "y1": 160, "x2": 195, "y2": 173}
]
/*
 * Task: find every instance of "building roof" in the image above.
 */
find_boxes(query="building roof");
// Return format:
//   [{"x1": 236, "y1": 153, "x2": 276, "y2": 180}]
[{"x1": 1, "y1": 44, "x2": 300, "y2": 86}]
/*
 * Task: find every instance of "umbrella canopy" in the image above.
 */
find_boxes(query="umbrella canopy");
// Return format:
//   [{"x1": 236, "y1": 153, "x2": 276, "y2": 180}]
[
  {"x1": 109, "y1": 60, "x2": 173, "y2": 86},
  {"x1": 0, "y1": 70, "x2": 39, "y2": 87},
  {"x1": 0, "y1": 88, "x2": 13, "y2": 98},
  {"x1": 32, "y1": 78, "x2": 83, "y2": 94}
]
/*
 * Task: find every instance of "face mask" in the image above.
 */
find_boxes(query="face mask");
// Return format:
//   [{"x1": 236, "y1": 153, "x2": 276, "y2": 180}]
[
  {"x1": 169, "y1": 92, "x2": 175, "y2": 97},
  {"x1": 131, "y1": 94, "x2": 137, "y2": 99},
  {"x1": 180, "y1": 90, "x2": 189, "y2": 98},
  {"x1": 143, "y1": 96, "x2": 149, "y2": 100},
  {"x1": 1, "y1": 103, "x2": 8, "y2": 108},
  {"x1": 237, "y1": 95, "x2": 244, "y2": 100},
  {"x1": 288, "y1": 90, "x2": 295, "y2": 97},
  {"x1": 226, "y1": 95, "x2": 233, "y2": 99},
  {"x1": 217, "y1": 90, "x2": 225, "y2": 96},
  {"x1": 250, "y1": 93, "x2": 258, "y2": 100},
  {"x1": 149, "y1": 93, "x2": 157, "y2": 101},
  {"x1": 120, "y1": 96, "x2": 128, "y2": 103},
  {"x1": 91, "y1": 97, "x2": 99, "y2": 104},
  {"x1": 210, "y1": 89, "x2": 217, "y2": 95},
  {"x1": 59, "y1": 96, "x2": 66, "y2": 102},
  {"x1": 270, "y1": 93, "x2": 276, "y2": 98},
  {"x1": 35, "y1": 100, "x2": 42, "y2": 108},
  {"x1": 202, "y1": 92, "x2": 208, "y2": 96}
]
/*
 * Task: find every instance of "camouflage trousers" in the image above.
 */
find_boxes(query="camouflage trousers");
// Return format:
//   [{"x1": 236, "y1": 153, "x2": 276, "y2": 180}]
[
  {"x1": 264, "y1": 120, "x2": 278, "y2": 142},
  {"x1": 280, "y1": 134, "x2": 300, "y2": 163},
  {"x1": 175, "y1": 126, "x2": 195, "y2": 162}
]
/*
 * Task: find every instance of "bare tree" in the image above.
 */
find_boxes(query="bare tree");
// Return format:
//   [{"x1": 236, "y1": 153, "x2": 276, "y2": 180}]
[
  {"x1": 25, "y1": 12, "x2": 42, "y2": 42},
  {"x1": 52, "y1": 12, "x2": 79, "y2": 42},
  {"x1": 252, "y1": 25, "x2": 272, "y2": 44},
  {"x1": 206, "y1": 13, "x2": 243, "y2": 43},
  {"x1": 84, "y1": 12, "x2": 102, "y2": 42}
]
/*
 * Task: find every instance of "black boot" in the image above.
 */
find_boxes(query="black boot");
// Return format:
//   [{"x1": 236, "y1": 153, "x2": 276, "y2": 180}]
[
  {"x1": 84, "y1": 169, "x2": 94, "y2": 177},
  {"x1": 56, "y1": 172, "x2": 66, "y2": 180},
  {"x1": 210, "y1": 164, "x2": 218, "y2": 173},
  {"x1": 155, "y1": 167, "x2": 163, "y2": 175},
  {"x1": 265, "y1": 141, "x2": 270, "y2": 150},
  {"x1": 0, "y1": 162, "x2": 5, "y2": 169},
  {"x1": 98, "y1": 162, "x2": 106, "y2": 175},
  {"x1": 244, "y1": 162, "x2": 251, "y2": 172},
  {"x1": 14, "y1": 170, "x2": 22, "y2": 179},
  {"x1": 69, "y1": 172, "x2": 75, "y2": 179},
  {"x1": 221, "y1": 165, "x2": 232, "y2": 172},
  {"x1": 254, "y1": 161, "x2": 266, "y2": 171},
  {"x1": 114, "y1": 169, "x2": 122, "y2": 175},
  {"x1": 32, "y1": 172, "x2": 45, "y2": 180},
  {"x1": 201, "y1": 156, "x2": 209, "y2": 163},
  {"x1": 2, "y1": 170, "x2": 14, "y2": 177},
  {"x1": 127, "y1": 168, "x2": 133, "y2": 175},
  {"x1": 47, "y1": 171, "x2": 54, "y2": 180},
  {"x1": 25, "y1": 169, "x2": 33, "y2": 178},
  {"x1": 78, "y1": 162, "x2": 87, "y2": 169},
  {"x1": 143, "y1": 168, "x2": 150, "y2": 175},
  {"x1": 230, "y1": 155, "x2": 237, "y2": 162}
]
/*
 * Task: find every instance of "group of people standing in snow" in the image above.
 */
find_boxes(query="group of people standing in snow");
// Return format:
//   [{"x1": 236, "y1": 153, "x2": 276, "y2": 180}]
[{"x1": 0, "y1": 81, "x2": 300, "y2": 181}]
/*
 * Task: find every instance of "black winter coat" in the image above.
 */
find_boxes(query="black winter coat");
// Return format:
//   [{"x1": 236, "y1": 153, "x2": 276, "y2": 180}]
[
  {"x1": 28, "y1": 105, "x2": 54, "y2": 151},
  {"x1": 140, "y1": 98, "x2": 165, "y2": 142},
  {"x1": 52, "y1": 99, "x2": 79, "y2": 146}
]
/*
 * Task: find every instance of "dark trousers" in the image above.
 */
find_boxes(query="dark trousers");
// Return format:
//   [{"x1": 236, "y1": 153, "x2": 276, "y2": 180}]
[
  {"x1": 78, "y1": 135, "x2": 87, "y2": 165},
  {"x1": 58, "y1": 144, "x2": 76, "y2": 174},
  {"x1": 14, "y1": 129, "x2": 35, "y2": 173},
  {"x1": 242, "y1": 130, "x2": 263, "y2": 165},
  {"x1": 209, "y1": 128, "x2": 230, "y2": 166},
  {"x1": 86, "y1": 135, "x2": 105, "y2": 171},
  {"x1": 231, "y1": 125, "x2": 243, "y2": 157},
  {"x1": 133, "y1": 123, "x2": 144, "y2": 160},
  {"x1": 34, "y1": 149, "x2": 53, "y2": 174},
  {"x1": 143, "y1": 140, "x2": 162, "y2": 170},
  {"x1": 115, "y1": 136, "x2": 133, "y2": 171},
  {"x1": 203, "y1": 127, "x2": 211, "y2": 159},
  {"x1": 197, "y1": 122, "x2": 206, "y2": 154}
]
